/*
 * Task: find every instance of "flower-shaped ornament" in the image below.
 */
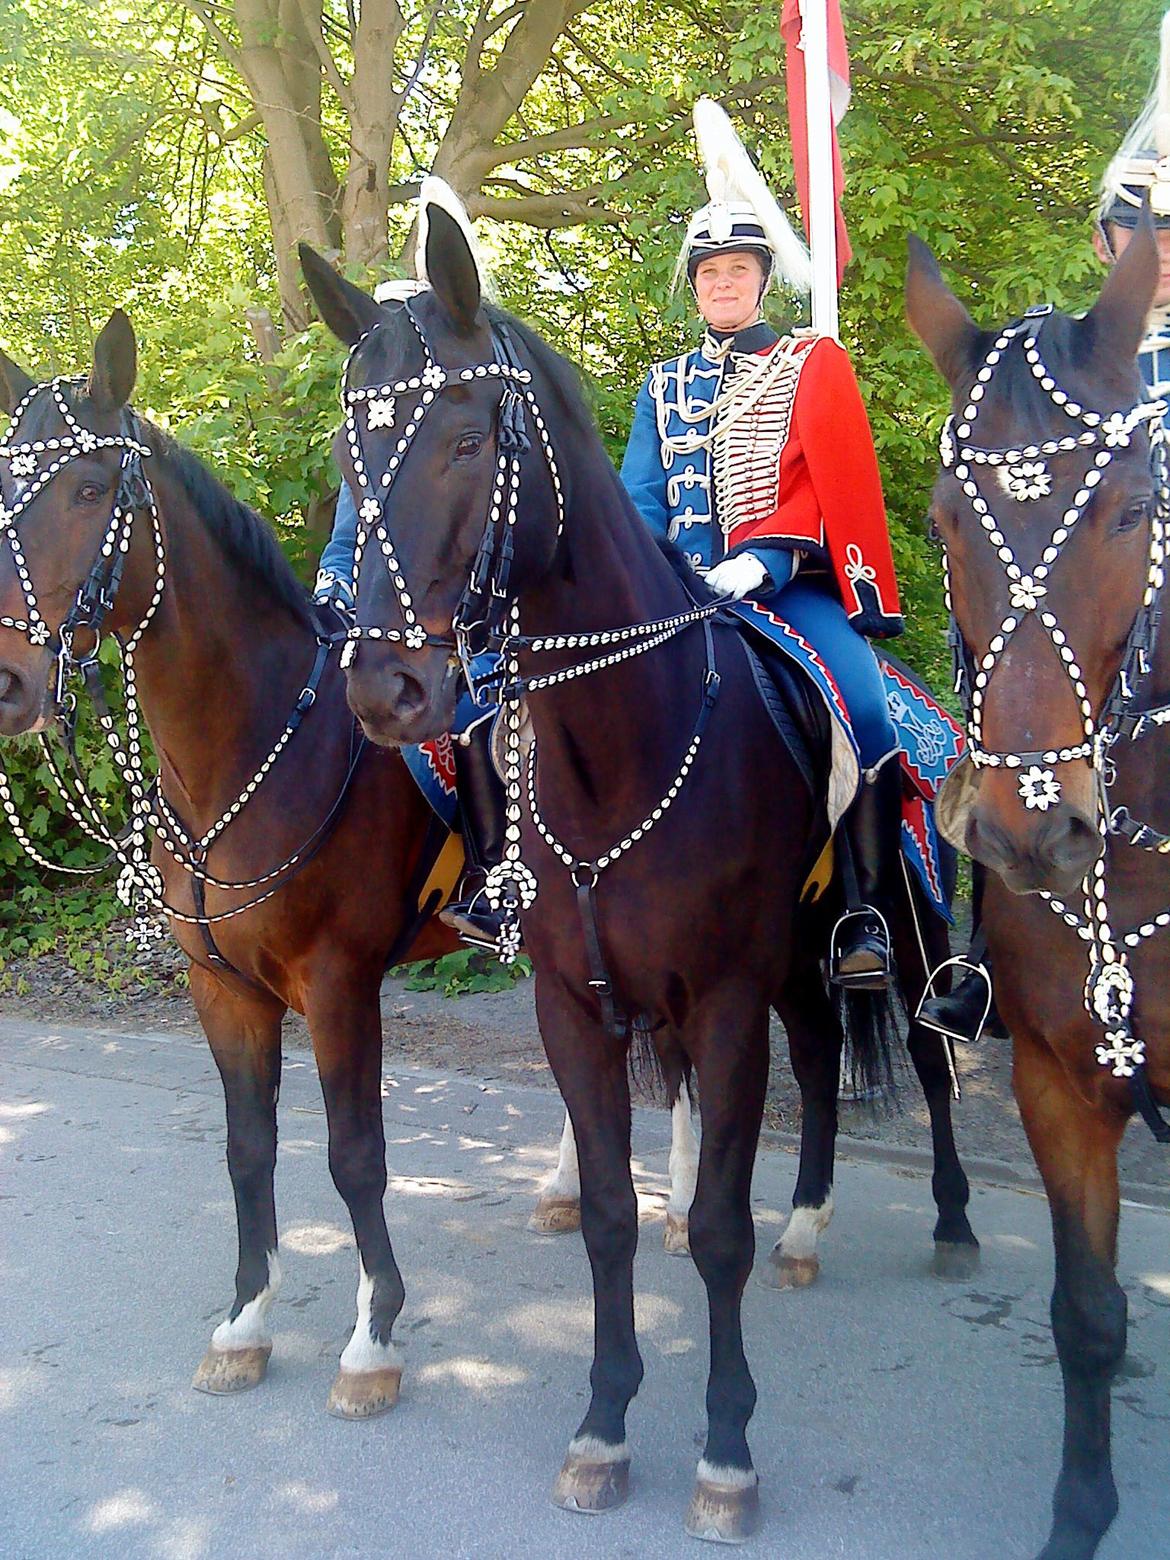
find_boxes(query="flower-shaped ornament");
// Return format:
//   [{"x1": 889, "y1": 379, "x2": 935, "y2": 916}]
[
  {"x1": 1095, "y1": 1029, "x2": 1146, "y2": 1078},
  {"x1": 1101, "y1": 412, "x2": 1132, "y2": 449},
  {"x1": 1000, "y1": 461, "x2": 1052, "y2": 502},
  {"x1": 1008, "y1": 575, "x2": 1047, "y2": 612},
  {"x1": 1017, "y1": 764, "x2": 1061, "y2": 811}
]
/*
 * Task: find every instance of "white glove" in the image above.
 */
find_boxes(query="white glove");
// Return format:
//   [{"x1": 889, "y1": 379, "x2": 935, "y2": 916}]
[{"x1": 705, "y1": 552, "x2": 770, "y2": 601}]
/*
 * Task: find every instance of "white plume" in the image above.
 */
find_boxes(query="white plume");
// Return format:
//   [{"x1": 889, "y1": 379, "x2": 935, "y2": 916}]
[
  {"x1": 414, "y1": 175, "x2": 494, "y2": 298},
  {"x1": 672, "y1": 98, "x2": 811, "y2": 295},
  {"x1": 1099, "y1": 10, "x2": 1170, "y2": 220}
]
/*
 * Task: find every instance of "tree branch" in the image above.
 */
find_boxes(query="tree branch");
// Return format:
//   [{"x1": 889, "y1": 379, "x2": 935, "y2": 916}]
[
  {"x1": 181, "y1": 0, "x2": 244, "y2": 75},
  {"x1": 292, "y1": 0, "x2": 354, "y2": 117}
]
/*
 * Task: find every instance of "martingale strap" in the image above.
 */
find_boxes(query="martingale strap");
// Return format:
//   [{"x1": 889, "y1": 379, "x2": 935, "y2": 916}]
[
  {"x1": 556, "y1": 620, "x2": 722, "y2": 1044},
  {"x1": 0, "y1": 378, "x2": 366, "y2": 957}
]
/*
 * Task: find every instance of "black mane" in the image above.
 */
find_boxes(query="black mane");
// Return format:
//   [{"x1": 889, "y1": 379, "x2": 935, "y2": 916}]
[
  {"x1": 485, "y1": 305, "x2": 594, "y2": 435},
  {"x1": 147, "y1": 425, "x2": 315, "y2": 629},
  {"x1": 15, "y1": 381, "x2": 314, "y2": 629}
]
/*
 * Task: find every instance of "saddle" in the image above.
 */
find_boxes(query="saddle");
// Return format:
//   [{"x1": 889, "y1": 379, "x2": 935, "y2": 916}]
[{"x1": 732, "y1": 619, "x2": 828, "y2": 801}]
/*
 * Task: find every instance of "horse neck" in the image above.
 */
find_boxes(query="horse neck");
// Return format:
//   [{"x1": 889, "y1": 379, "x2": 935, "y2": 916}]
[
  {"x1": 519, "y1": 444, "x2": 708, "y2": 814},
  {"x1": 124, "y1": 465, "x2": 317, "y2": 826}
]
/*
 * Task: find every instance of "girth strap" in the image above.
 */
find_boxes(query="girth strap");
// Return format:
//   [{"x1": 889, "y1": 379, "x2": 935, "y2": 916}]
[
  {"x1": 563, "y1": 618, "x2": 722, "y2": 1047},
  {"x1": 575, "y1": 869, "x2": 627, "y2": 1046}
]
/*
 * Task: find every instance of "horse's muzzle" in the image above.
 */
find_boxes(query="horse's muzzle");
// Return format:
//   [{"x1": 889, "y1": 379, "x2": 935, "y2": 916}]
[
  {"x1": 343, "y1": 641, "x2": 459, "y2": 747},
  {"x1": 0, "y1": 656, "x2": 52, "y2": 737},
  {"x1": 966, "y1": 799, "x2": 1102, "y2": 897}
]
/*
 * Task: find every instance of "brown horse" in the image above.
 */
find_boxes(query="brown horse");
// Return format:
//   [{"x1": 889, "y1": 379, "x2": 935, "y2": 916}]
[
  {"x1": 907, "y1": 211, "x2": 1168, "y2": 1560},
  {"x1": 301, "y1": 192, "x2": 978, "y2": 1542},
  {"x1": 0, "y1": 318, "x2": 457, "y2": 1419}
]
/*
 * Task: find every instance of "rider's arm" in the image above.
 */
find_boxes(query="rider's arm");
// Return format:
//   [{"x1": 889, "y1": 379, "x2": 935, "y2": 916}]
[
  {"x1": 794, "y1": 339, "x2": 889, "y2": 549},
  {"x1": 314, "y1": 480, "x2": 358, "y2": 606},
  {"x1": 619, "y1": 374, "x2": 672, "y2": 538}
]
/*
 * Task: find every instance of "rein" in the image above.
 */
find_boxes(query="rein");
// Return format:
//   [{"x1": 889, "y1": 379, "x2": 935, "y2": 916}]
[
  {"x1": 341, "y1": 301, "x2": 725, "y2": 1027},
  {"x1": 941, "y1": 307, "x2": 1170, "y2": 1139},
  {"x1": 0, "y1": 379, "x2": 362, "y2": 961}
]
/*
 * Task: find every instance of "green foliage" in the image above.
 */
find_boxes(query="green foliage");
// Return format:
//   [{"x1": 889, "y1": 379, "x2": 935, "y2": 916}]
[
  {"x1": 0, "y1": 0, "x2": 1165, "y2": 947},
  {"x1": 401, "y1": 949, "x2": 534, "y2": 998}
]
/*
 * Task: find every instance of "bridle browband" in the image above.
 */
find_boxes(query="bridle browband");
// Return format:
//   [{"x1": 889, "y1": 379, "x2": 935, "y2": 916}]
[
  {"x1": 939, "y1": 305, "x2": 1170, "y2": 1139},
  {"x1": 340, "y1": 296, "x2": 725, "y2": 1015},
  {"x1": 0, "y1": 378, "x2": 360, "y2": 968}
]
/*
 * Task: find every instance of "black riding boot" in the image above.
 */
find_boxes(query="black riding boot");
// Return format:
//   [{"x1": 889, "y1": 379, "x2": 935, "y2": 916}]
[
  {"x1": 917, "y1": 866, "x2": 1006, "y2": 1042},
  {"x1": 830, "y1": 760, "x2": 900, "y2": 991},
  {"x1": 439, "y1": 718, "x2": 511, "y2": 949}
]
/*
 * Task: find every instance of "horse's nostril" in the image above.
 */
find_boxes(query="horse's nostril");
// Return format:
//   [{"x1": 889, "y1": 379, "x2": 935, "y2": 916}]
[
  {"x1": 392, "y1": 671, "x2": 428, "y2": 718},
  {"x1": 0, "y1": 669, "x2": 13, "y2": 705}
]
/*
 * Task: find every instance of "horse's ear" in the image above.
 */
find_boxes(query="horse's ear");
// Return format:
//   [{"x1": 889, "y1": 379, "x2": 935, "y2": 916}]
[
  {"x1": 88, "y1": 310, "x2": 137, "y2": 413},
  {"x1": 905, "y1": 236, "x2": 982, "y2": 386},
  {"x1": 1083, "y1": 203, "x2": 1159, "y2": 363},
  {"x1": 423, "y1": 203, "x2": 481, "y2": 338},
  {"x1": 0, "y1": 348, "x2": 34, "y2": 415},
  {"x1": 299, "y1": 245, "x2": 385, "y2": 346}
]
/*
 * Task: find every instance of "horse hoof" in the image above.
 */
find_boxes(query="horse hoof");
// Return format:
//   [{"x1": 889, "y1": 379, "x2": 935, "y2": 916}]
[
  {"x1": 759, "y1": 1249, "x2": 819, "y2": 1289},
  {"x1": 326, "y1": 1365, "x2": 402, "y2": 1419},
  {"x1": 191, "y1": 1343, "x2": 271, "y2": 1395},
  {"x1": 552, "y1": 1451, "x2": 630, "y2": 1513},
  {"x1": 931, "y1": 1241, "x2": 981, "y2": 1280},
  {"x1": 684, "y1": 1473, "x2": 760, "y2": 1543},
  {"x1": 664, "y1": 1213, "x2": 691, "y2": 1256},
  {"x1": 529, "y1": 1196, "x2": 582, "y2": 1234}
]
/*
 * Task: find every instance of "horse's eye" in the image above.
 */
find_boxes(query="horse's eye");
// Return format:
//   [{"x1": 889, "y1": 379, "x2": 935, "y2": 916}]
[
  {"x1": 1116, "y1": 497, "x2": 1153, "y2": 535},
  {"x1": 454, "y1": 433, "x2": 484, "y2": 461},
  {"x1": 75, "y1": 481, "x2": 106, "y2": 505}
]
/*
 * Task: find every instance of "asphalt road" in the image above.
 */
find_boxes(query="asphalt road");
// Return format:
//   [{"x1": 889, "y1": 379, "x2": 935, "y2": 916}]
[{"x1": 1, "y1": 1016, "x2": 1168, "y2": 1560}]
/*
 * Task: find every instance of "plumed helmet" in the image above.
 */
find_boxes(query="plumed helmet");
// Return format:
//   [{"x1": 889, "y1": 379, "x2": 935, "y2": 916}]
[
  {"x1": 675, "y1": 99, "x2": 812, "y2": 295},
  {"x1": 1099, "y1": 11, "x2": 1170, "y2": 230}
]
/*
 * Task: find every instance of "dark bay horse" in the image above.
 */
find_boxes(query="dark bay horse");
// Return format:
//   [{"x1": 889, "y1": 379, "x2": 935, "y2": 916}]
[
  {"x1": 907, "y1": 213, "x2": 1168, "y2": 1560},
  {"x1": 0, "y1": 318, "x2": 458, "y2": 1419},
  {"x1": 301, "y1": 192, "x2": 977, "y2": 1540}
]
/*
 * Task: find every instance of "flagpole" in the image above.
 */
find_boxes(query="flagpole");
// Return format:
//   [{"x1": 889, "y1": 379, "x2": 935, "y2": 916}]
[{"x1": 800, "y1": 0, "x2": 839, "y2": 339}]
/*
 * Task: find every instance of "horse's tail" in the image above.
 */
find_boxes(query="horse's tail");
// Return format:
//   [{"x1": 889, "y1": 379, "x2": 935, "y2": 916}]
[
  {"x1": 627, "y1": 1013, "x2": 677, "y2": 1108},
  {"x1": 834, "y1": 981, "x2": 904, "y2": 1107}
]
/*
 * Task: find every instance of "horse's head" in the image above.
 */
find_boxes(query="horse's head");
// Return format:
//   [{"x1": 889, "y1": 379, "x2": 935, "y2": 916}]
[
  {"x1": 907, "y1": 214, "x2": 1162, "y2": 896},
  {"x1": 301, "y1": 186, "x2": 563, "y2": 746},
  {"x1": 0, "y1": 312, "x2": 145, "y2": 736}
]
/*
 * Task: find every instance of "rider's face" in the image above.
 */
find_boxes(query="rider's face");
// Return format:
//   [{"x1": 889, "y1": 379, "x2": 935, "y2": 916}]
[
  {"x1": 693, "y1": 252, "x2": 766, "y2": 333},
  {"x1": 1096, "y1": 221, "x2": 1170, "y2": 309}
]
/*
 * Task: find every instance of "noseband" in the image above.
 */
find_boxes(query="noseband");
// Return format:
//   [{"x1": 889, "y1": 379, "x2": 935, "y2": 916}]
[
  {"x1": 0, "y1": 377, "x2": 159, "y2": 700},
  {"x1": 336, "y1": 301, "x2": 564, "y2": 675},
  {"x1": 342, "y1": 300, "x2": 725, "y2": 998},
  {"x1": 940, "y1": 306, "x2": 1170, "y2": 1135},
  {"x1": 941, "y1": 306, "x2": 1167, "y2": 810},
  {"x1": 0, "y1": 379, "x2": 355, "y2": 966}
]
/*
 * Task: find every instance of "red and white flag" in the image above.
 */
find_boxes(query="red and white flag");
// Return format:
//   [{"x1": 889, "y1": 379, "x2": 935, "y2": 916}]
[{"x1": 781, "y1": 0, "x2": 852, "y2": 285}]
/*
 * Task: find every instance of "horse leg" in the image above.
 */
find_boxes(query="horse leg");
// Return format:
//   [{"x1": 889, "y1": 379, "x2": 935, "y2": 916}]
[
  {"x1": 1015, "y1": 1035, "x2": 1127, "y2": 1560},
  {"x1": 684, "y1": 1001, "x2": 769, "y2": 1543},
  {"x1": 893, "y1": 870, "x2": 980, "y2": 1277},
  {"x1": 190, "y1": 967, "x2": 285, "y2": 1395},
  {"x1": 761, "y1": 964, "x2": 839, "y2": 1290},
  {"x1": 664, "y1": 1075, "x2": 699, "y2": 1256},
  {"x1": 528, "y1": 1110, "x2": 583, "y2": 1233},
  {"x1": 543, "y1": 992, "x2": 641, "y2": 1515},
  {"x1": 306, "y1": 977, "x2": 405, "y2": 1419}
]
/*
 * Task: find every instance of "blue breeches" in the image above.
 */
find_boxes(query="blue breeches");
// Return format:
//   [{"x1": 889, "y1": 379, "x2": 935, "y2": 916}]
[{"x1": 771, "y1": 580, "x2": 896, "y2": 771}]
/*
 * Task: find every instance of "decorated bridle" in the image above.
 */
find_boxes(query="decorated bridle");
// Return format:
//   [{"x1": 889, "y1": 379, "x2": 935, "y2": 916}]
[
  {"x1": 939, "y1": 305, "x2": 1170, "y2": 1138},
  {"x1": 0, "y1": 378, "x2": 352, "y2": 968},
  {"x1": 338, "y1": 298, "x2": 724, "y2": 997}
]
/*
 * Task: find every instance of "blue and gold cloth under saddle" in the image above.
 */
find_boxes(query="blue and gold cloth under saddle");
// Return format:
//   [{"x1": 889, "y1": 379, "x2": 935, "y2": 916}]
[{"x1": 731, "y1": 600, "x2": 963, "y2": 921}]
